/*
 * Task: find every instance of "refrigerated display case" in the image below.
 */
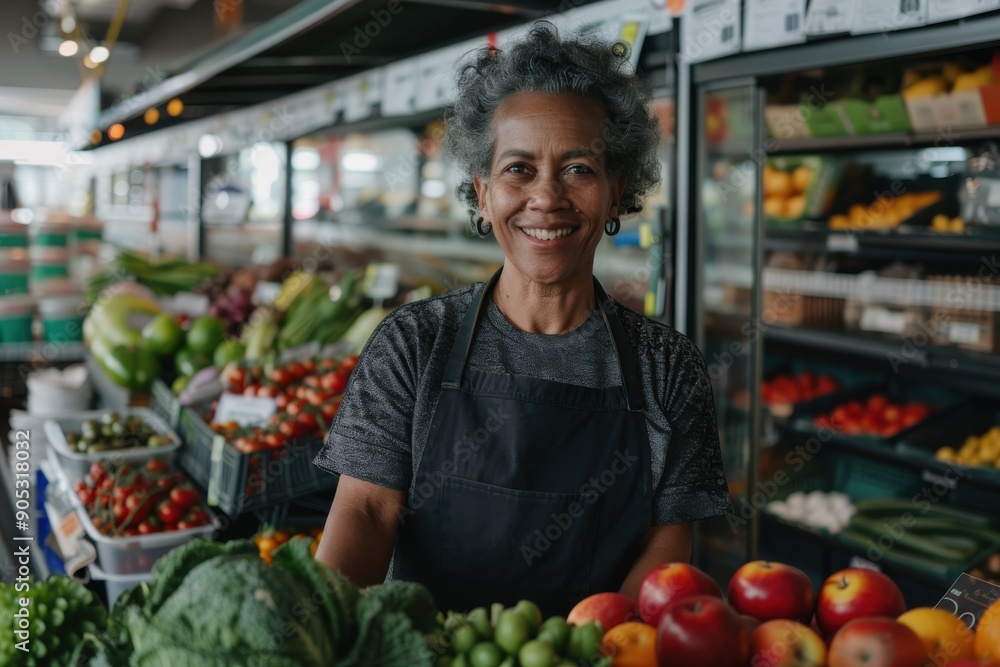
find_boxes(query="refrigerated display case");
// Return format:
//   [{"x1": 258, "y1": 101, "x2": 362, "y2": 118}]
[{"x1": 682, "y1": 14, "x2": 1000, "y2": 606}]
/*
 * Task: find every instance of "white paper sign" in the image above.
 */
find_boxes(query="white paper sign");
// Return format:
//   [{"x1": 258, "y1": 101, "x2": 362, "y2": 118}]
[
  {"x1": 682, "y1": 0, "x2": 742, "y2": 64},
  {"x1": 364, "y1": 263, "x2": 400, "y2": 300},
  {"x1": 214, "y1": 393, "x2": 277, "y2": 427},
  {"x1": 948, "y1": 322, "x2": 983, "y2": 345},
  {"x1": 381, "y1": 61, "x2": 418, "y2": 117},
  {"x1": 826, "y1": 234, "x2": 860, "y2": 252},
  {"x1": 928, "y1": 0, "x2": 1000, "y2": 23},
  {"x1": 860, "y1": 306, "x2": 908, "y2": 334},
  {"x1": 851, "y1": 0, "x2": 927, "y2": 35},
  {"x1": 414, "y1": 51, "x2": 459, "y2": 112},
  {"x1": 804, "y1": 0, "x2": 856, "y2": 34},
  {"x1": 743, "y1": 0, "x2": 807, "y2": 50}
]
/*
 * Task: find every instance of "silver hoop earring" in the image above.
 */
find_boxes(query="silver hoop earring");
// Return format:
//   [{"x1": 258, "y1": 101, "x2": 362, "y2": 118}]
[
  {"x1": 476, "y1": 216, "x2": 493, "y2": 237},
  {"x1": 605, "y1": 218, "x2": 620, "y2": 236}
]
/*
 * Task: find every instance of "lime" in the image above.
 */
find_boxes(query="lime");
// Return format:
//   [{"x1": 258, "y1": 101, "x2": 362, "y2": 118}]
[
  {"x1": 171, "y1": 374, "x2": 190, "y2": 395},
  {"x1": 453, "y1": 624, "x2": 479, "y2": 655},
  {"x1": 452, "y1": 655, "x2": 469, "y2": 667},
  {"x1": 499, "y1": 658, "x2": 516, "y2": 667},
  {"x1": 513, "y1": 600, "x2": 543, "y2": 635},
  {"x1": 567, "y1": 621, "x2": 604, "y2": 661},
  {"x1": 495, "y1": 611, "x2": 530, "y2": 656},
  {"x1": 141, "y1": 313, "x2": 183, "y2": 356},
  {"x1": 213, "y1": 339, "x2": 246, "y2": 368},
  {"x1": 175, "y1": 347, "x2": 211, "y2": 377},
  {"x1": 519, "y1": 639, "x2": 555, "y2": 667},
  {"x1": 469, "y1": 642, "x2": 504, "y2": 667},
  {"x1": 468, "y1": 607, "x2": 493, "y2": 640},
  {"x1": 186, "y1": 316, "x2": 226, "y2": 355},
  {"x1": 538, "y1": 616, "x2": 570, "y2": 654}
]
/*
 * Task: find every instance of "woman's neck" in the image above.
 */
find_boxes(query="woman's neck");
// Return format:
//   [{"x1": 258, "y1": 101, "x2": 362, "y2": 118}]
[{"x1": 492, "y1": 269, "x2": 596, "y2": 334}]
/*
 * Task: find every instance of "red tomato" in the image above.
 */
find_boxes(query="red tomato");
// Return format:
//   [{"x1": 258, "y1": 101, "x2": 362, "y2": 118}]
[
  {"x1": 137, "y1": 520, "x2": 157, "y2": 535},
  {"x1": 257, "y1": 384, "x2": 280, "y2": 398},
  {"x1": 304, "y1": 375, "x2": 322, "y2": 389},
  {"x1": 113, "y1": 501, "x2": 128, "y2": 525},
  {"x1": 287, "y1": 400, "x2": 306, "y2": 417},
  {"x1": 867, "y1": 394, "x2": 888, "y2": 411},
  {"x1": 339, "y1": 355, "x2": 358, "y2": 373},
  {"x1": 88, "y1": 462, "x2": 108, "y2": 484},
  {"x1": 319, "y1": 358, "x2": 338, "y2": 371},
  {"x1": 244, "y1": 384, "x2": 261, "y2": 397},
  {"x1": 279, "y1": 420, "x2": 306, "y2": 440},
  {"x1": 169, "y1": 487, "x2": 199, "y2": 509},
  {"x1": 321, "y1": 372, "x2": 348, "y2": 395},
  {"x1": 158, "y1": 501, "x2": 183, "y2": 525},
  {"x1": 270, "y1": 368, "x2": 293, "y2": 386},
  {"x1": 286, "y1": 362, "x2": 306, "y2": 379},
  {"x1": 147, "y1": 459, "x2": 169, "y2": 473},
  {"x1": 302, "y1": 359, "x2": 317, "y2": 374},
  {"x1": 225, "y1": 366, "x2": 248, "y2": 393},
  {"x1": 298, "y1": 411, "x2": 318, "y2": 430},
  {"x1": 275, "y1": 394, "x2": 290, "y2": 410},
  {"x1": 77, "y1": 488, "x2": 94, "y2": 507},
  {"x1": 186, "y1": 509, "x2": 211, "y2": 526},
  {"x1": 264, "y1": 432, "x2": 287, "y2": 449}
]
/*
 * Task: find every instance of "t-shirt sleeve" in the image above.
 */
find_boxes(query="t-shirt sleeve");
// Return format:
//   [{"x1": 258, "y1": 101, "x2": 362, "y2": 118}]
[
  {"x1": 653, "y1": 337, "x2": 734, "y2": 525},
  {"x1": 313, "y1": 311, "x2": 418, "y2": 492}
]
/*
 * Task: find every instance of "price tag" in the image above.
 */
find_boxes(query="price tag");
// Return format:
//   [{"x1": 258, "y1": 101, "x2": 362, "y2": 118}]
[
  {"x1": 860, "y1": 306, "x2": 908, "y2": 334},
  {"x1": 381, "y1": 61, "x2": 417, "y2": 117},
  {"x1": 213, "y1": 393, "x2": 277, "y2": 427},
  {"x1": 253, "y1": 281, "x2": 282, "y2": 305},
  {"x1": 928, "y1": 0, "x2": 1000, "y2": 23},
  {"x1": 948, "y1": 322, "x2": 983, "y2": 345},
  {"x1": 826, "y1": 234, "x2": 859, "y2": 252},
  {"x1": 164, "y1": 292, "x2": 210, "y2": 317},
  {"x1": 849, "y1": 556, "x2": 881, "y2": 572},
  {"x1": 921, "y1": 469, "x2": 959, "y2": 489},
  {"x1": 364, "y1": 263, "x2": 400, "y2": 301},
  {"x1": 743, "y1": 0, "x2": 807, "y2": 51},
  {"x1": 681, "y1": 0, "x2": 741, "y2": 64},
  {"x1": 936, "y1": 573, "x2": 1000, "y2": 630},
  {"x1": 804, "y1": 0, "x2": 856, "y2": 35},
  {"x1": 851, "y1": 0, "x2": 926, "y2": 35},
  {"x1": 280, "y1": 341, "x2": 321, "y2": 364}
]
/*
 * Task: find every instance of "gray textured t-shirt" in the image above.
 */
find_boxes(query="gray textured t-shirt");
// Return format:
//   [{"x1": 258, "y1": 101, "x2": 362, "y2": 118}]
[{"x1": 315, "y1": 283, "x2": 733, "y2": 524}]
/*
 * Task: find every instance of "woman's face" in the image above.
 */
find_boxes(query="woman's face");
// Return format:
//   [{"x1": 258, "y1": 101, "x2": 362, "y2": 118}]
[{"x1": 474, "y1": 91, "x2": 625, "y2": 288}]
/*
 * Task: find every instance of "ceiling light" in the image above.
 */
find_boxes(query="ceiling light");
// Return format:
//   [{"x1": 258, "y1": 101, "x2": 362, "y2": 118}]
[
  {"x1": 198, "y1": 133, "x2": 223, "y2": 158},
  {"x1": 144, "y1": 108, "x2": 160, "y2": 125},
  {"x1": 83, "y1": 54, "x2": 98, "y2": 69},
  {"x1": 61, "y1": 16, "x2": 75, "y2": 33},
  {"x1": 291, "y1": 148, "x2": 321, "y2": 171},
  {"x1": 166, "y1": 99, "x2": 184, "y2": 117},
  {"x1": 342, "y1": 152, "x2": 381, "y2": 172},
  {"x1": 108, "y1": 124, "x2": 125, "y2": 141},
  {"x1": 90, "y1": 46, "x2": 109, "y2": 64},
  {"x1": 58, "y1": 40, "x2": 78, "y2": 57}
]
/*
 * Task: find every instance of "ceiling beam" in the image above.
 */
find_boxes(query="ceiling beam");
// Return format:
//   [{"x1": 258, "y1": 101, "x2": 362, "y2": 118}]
[
  {"x1": 240, "y1": 55, "x2": 391, "y2": 68},
  {"x1": 401, "y1": 0, "x2": 548, "y2": 17}
]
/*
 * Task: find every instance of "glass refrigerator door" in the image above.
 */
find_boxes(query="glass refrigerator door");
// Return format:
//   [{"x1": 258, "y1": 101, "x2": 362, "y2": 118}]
[{"x1": 692, "y1": 82, "x2": 763, "y2": 585}]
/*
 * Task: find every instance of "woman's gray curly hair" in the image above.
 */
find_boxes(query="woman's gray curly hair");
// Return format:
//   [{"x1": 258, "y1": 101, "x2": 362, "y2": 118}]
[{"x1": 444, "y1": 21, "x2": 661, "y2": 217}]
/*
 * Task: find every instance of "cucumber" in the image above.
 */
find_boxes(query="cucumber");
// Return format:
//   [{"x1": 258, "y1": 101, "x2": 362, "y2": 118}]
[
  {"x1": 905, "y1": 518, "x2": 1000, "y2": 544},
  {"x1": 839, "y1": 529, "x2": 954, "y2": 580},
  {"x1": 848, "y1": 516, "x2": 973, "y2": 561},
  {"x1": 855, "y1": 499, "x2": 995, "y2": 527}
]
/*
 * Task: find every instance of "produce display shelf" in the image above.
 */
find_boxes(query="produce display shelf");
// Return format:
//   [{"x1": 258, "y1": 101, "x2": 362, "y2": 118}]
[
  {"x1": 769, "y1": 126, "x2": 1000, "y2": 155},
  {"x1": 0, "y1": 342, "x2": 86, "y2": 363},
  {"x1": 765, "y1": 228, "x2": 1000, "y2": 260}
]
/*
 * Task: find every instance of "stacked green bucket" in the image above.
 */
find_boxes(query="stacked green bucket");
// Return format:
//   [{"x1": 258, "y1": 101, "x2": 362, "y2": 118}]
[{"x1": 0, "y1": 213, "x2": 32, "y2": 343}]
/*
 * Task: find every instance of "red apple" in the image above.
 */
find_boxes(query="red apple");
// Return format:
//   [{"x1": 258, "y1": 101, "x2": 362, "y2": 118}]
[
  {"x1": 817, "y1": 568, "x2": 906, "y2": 636},
  {"x1": 639, "y1": 562, "x2": 722, "y2": 626},
  {"x1": 656, "y1": 595, "x2": 750, "y2": 667},
  {"x1": 750, "y1": 619, "x2": 827, "y2": 667},
  {"x1": 829, "y1": 617, "x2": 926, "y2": 667},
  {"x1": 567, "y1": 592, "x2": 638, "y2": 631},
  {"x1": 728, "y1": 560, "x2": 815, "y2": 624},
  {"x1": 949, "y1": 661, "x2": 1000, "y2": 667}
]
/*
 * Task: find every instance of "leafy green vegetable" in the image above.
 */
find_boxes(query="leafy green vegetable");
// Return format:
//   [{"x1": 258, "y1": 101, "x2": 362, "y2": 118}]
[{"x1": 0, "y1": 575, "x2": 106, "y2": 667}]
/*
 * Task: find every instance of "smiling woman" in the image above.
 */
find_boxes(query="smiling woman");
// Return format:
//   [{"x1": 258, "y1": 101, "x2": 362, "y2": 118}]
[{"x1": 314, "y1": 22, "x2": 733, "y2": 617}]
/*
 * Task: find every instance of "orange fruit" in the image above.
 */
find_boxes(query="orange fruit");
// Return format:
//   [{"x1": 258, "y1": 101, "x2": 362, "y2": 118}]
[
  {"x1": 898, "y1": 607, "x2": 975, "y2": 664},
  {"x1": 602, "y1": 621, "x2": 657, "y2": 667},
  {"x1": 977, "y1": 599, "x2": 1000, "y2": 659}
]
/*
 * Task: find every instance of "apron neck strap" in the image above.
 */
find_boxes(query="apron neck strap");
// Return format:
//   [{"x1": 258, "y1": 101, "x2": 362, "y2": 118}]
[{"x1": 442, "y1": 268, "x2": 646, "y2": 412}]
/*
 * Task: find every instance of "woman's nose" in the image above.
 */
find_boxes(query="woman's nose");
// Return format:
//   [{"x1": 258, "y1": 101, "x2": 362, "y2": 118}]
[{"x1": 527, "y1": 173, "x2": 570, "y2": 211}]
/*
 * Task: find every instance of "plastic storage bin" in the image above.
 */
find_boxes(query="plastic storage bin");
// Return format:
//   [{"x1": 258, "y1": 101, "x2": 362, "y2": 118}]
[
  {"x1": 29, "y1": 246, "x2": 70, "y2": 283},
  {"x1": 0, "y1": 253, "x2": 29, "y2": 295},
  {"x1": 45, "y1": 407, "x2": 182, "y2": 484},
  {"x1": 38, "y1": 293, "x2": 85, "y2": 342},
  {"x1": 0, "y1": 295, "x2": 34, "y2": 343},
  {"x1": 0, "y1": 222, "x2": 28, "y2": 249},
  {"x1": 89, "y1": 562, "x2": 153, "y2": 607}
]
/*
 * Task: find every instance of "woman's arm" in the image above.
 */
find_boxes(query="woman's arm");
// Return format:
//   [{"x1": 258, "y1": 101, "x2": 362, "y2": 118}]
[
  {"x1": 315, "y1": 475, "x2": 407, "y2": 587},
  {"x1": 618, "y1": 523, "x2": 692, "y2": 600}
]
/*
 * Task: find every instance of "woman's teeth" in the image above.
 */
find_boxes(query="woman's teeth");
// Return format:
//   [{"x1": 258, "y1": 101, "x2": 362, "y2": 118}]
[{"x1": 521, "y1": 228, "x2": 573, "y2": 241}]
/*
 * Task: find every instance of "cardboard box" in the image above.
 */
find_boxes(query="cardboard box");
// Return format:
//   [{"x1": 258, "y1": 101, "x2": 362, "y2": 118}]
[
  {"x1": 765, "y1": 104, "x2": 812, "y2": 139},
  {"x1": 931, "y1": 89, "x2": 989, "y2": 129},
  {"x1": 840, "y1": 95, "x2": 912, "y2": 134}
]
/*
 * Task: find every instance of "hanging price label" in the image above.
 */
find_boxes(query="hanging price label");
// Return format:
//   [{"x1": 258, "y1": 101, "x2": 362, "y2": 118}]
[
  {"x1": 936, "y1": 573, "x2": 1000, "y2": 631},
  {"x1": 928, "y1": 0, "x2": 1000, "y2": 23},
  {"x1": 743, "y1": 0, "x2": 807, "y2": 50},
  {"x1": 364, "y1": 263, "x2": 400, "y2": 301},
  {"x1": 681, "y1": 0, "x2": 741, "y2": 64},
  {"x1": 213, "y1": 394, "x2": 277, "y2": 427},
  {"x1": 804, "y1": 0, "x2": 855, "y2": 34},
  {"x1": 851, "y1": 0, "x2": 926, "y2": 35}
]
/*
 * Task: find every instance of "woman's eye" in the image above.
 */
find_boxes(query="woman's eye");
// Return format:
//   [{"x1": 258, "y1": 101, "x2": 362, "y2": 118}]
[
  {"x1": 567, "y1": 164, "x2": 593, "y2": 175},
  {"x1": 504, "y1": 163, "x2": 530, "y2": 175}
]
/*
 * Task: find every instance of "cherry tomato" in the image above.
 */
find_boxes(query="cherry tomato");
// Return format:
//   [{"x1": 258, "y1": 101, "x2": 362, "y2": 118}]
[
  {"x1": 339, "y1": 355, "x2": 359, "y2": 373},
  {"x1": 244, "y1": 384, "x2": 261, "y2": 397},
  {"x1": 287, "y1": 400, "x2": 306, "y2": 417},
  {"x1": 275, "y1": 394, "x2": 290, "y2": 410},
  {"x1": 225, "y1": 366, "x2": 248, "y2": 393},
  {"x1": 186, "y1": 509, "x2": 210, "y2": 526},
  {"x1": 264, "y1": 432, "x2": 287, "y2": 449},
  {"x1": 270, "y1": 368, "x2": 293, "y2": 386},
  {"x1": 113, "y1": 501, "x2": 128, "y2": 525},
  {"x1": 88, "y1": 462, "x2": 108, "y2": 485},
  {"x1": 286, "y1": 361, "x2": 306, "y2": 379},
  {"x1": 147, "y1": 459, "x2": 169, "y2": 473},
  {"x1": 169, "y1": 486, "x2": 199, "y2": 509},
  {"x1": 302, "y1": 359, "x2": 317, "y2": 374},
  {"x1": 158, "y1": 501, "x2": 183, "y2": 525},
  {"x1": 137, "y1": 520, "x2": 157, "y2": 535},
  {"x1": 321, "y1": 372, "x2": 348, "y2": 395},
  {"x1": 298, "y1": 411, "x2": 318, "y2": 430},
  {"x1": 257, "y1": 384, "x2": 280, "y2": 398},
  {"x1": 304, "y1": 375, "x2": 322, "y2": 389},
  {"x1": 77, "y1": 488, "x2": 94, "y2": 507},
  {"x1": 279, "y1": 420, "x2": 306, "y2": 440}
]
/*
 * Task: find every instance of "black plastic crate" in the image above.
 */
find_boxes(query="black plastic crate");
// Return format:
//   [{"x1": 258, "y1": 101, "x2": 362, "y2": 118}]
[
  {"x1": 149, "y1": 378, "x2": 181, "y2": 430},
  {"x1": 175, "y1": 405, "x2": 337, "y2": 516},
  {"x1": 896, "y1": 400, "x2": 1000, "y2": 481},
  {"x1": 789, "y1": 380, "x2": 964, "y2": 448}
]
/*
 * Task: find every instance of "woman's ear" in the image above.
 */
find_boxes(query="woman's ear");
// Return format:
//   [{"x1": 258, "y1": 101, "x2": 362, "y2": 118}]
[
  {"x1": 473, "y1": 175, "x2": 489, "y2": 218},
  {"x1": 610, "y1": 173, "x2": 627, "y2": 218}
]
